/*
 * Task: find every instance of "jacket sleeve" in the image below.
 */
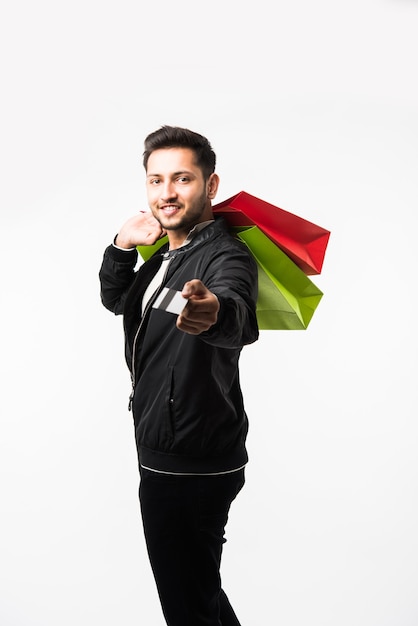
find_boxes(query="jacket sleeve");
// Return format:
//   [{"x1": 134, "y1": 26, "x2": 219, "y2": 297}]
[
  {"x1": 199, "y1": 242, "x2": 259, "y2": 348},
  {"x1": 99, "y1": 244, "x2": 139, "y2": 315}
]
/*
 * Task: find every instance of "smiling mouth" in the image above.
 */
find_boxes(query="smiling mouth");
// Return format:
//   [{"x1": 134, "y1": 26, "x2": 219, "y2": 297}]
[{"x1": 160, "y1": 205, "x2": 180, "y2": 214}]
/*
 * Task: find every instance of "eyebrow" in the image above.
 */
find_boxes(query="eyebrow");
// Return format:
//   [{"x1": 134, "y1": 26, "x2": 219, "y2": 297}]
[{"x1": 146, "y1": 170, "x2": 195, "y2": 178}]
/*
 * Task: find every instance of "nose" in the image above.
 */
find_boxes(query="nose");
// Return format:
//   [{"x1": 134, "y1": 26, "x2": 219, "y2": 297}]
[{"x1": 160, "y1": 180, "x2": 177, "y2": 201}]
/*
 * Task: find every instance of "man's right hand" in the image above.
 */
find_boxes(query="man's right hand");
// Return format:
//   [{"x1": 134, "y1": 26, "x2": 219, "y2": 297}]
[{"x1": 115, "y1": 211, "x2": 166, "y2": 249}]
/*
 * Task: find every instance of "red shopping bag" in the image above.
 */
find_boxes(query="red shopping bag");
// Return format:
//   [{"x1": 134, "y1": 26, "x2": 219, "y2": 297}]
[{"x1": 213, "y1": 191, "x2": 330, "y2": 275}]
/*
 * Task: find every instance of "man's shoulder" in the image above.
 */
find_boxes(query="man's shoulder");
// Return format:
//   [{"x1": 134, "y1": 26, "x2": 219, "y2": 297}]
[
  {"x1": 189, "y1": 218, "x2": 255, "y2": 268},
  {"x1": 211, "y1": 219, "x2": 253, "y2": 254}
]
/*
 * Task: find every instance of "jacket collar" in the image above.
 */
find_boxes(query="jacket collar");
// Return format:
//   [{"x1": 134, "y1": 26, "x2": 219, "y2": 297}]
[{"x1": 160, "y1": 217, "x2": 227, "y2": 259}]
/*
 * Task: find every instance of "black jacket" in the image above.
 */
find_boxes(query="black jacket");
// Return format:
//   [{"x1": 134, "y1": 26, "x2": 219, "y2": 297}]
[{"x1": 99, "y1": 218, "x2": 259, "y2": 474}]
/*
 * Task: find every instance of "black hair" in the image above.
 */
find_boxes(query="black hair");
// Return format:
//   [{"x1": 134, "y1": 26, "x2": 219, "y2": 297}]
[{"x1": 143, "y1": 125, "x2": 216, "y2": 180}]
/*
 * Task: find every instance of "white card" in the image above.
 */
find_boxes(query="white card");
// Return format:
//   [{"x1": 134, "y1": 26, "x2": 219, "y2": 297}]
[{"x1": 152, "y1": 287, "x2": 188, "y2": 315}]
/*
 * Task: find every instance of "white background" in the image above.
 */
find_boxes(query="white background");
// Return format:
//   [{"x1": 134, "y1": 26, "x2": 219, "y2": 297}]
[{"x1": 1, "y1": 1, "x2": 417, "y2": 624}]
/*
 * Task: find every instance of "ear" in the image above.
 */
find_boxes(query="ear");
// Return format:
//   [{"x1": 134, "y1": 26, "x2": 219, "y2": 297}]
[{"x1": 207, "y1": 173, "x2": 220, "y2": 200}]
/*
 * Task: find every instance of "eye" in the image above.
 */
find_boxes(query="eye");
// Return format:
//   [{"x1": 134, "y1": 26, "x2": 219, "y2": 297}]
[
  {"x1": 177, "y1": 176, "x2": 190, "y2": 183},
  {"x1": 149, "y1": 178, "x2": 161, "y2": 185}
]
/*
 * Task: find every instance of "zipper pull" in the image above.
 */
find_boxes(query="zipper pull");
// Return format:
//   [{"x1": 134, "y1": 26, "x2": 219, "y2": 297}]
[{"x1": 128, "y1": 390, "x2": 134, "y2": 412}]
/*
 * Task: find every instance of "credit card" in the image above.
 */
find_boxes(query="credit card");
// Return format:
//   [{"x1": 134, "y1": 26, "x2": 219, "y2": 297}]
[{"x1": 152, "y1": 287, "x2": 188, "y2": 315}]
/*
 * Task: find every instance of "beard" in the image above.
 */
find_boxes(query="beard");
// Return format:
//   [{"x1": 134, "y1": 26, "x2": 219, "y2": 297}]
[{"x1": 155, "y1": 188, "x2": 210, "y2": 233}]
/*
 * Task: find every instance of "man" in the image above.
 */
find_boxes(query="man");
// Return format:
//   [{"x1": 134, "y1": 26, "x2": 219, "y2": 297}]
[{"x1": 99, "y1": 125, "x2": 259, "y2": 625}]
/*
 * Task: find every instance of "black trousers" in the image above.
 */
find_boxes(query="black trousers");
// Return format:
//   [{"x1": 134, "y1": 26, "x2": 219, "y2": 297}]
[{"x1": 139, "y1": 467, "x2": 245, "y2": 626}]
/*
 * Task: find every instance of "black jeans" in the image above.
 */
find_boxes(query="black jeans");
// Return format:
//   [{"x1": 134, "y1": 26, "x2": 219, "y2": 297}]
[{"x1": 139, "y1": 467, "x2": 245, "y2": 626}]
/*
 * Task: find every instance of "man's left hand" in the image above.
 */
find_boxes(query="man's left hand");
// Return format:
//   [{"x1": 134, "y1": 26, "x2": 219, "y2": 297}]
[{"x1": 176, "y1": 280, "x2": 220, "y2": 335}]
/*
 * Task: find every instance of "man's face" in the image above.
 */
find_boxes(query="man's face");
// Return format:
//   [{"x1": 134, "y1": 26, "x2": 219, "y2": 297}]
[{"x1": 146, "y1": 147, "x2": 218, "y2": 244}]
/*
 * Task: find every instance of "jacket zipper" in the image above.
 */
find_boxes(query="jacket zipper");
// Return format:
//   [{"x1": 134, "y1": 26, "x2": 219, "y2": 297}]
[{"x1": 128, "y1": 254, "x2": 173, "y2": 411}]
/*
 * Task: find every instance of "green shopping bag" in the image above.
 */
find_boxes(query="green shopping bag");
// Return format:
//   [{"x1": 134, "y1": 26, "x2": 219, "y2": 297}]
[
  {"x1": 136, "y1": 237, "x2": 167, "y2": 261},
  {"x1": 234, "y1": 226, "x2": 323, "y2": 330}
]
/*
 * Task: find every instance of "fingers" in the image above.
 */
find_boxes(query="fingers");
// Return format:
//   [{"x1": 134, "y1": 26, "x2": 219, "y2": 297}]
[
  {"x1": 176, "y1": 310, "x2": 217, "y2": 334},
  {"x1": 117, "y1": 211, "x2": 165, "y2": 247},
  {"x1": 181, "y1": 279, "x2": 211, "y2": 299},
  {"x1": 138, "y1": 212, "x2": 166, "y2": 242},
  {"x1": 176, "y1": 318, "x2": 210, "y2": 335},
  {"x1": 176, "y1": 280, "x2": 219, "y2": 334}
]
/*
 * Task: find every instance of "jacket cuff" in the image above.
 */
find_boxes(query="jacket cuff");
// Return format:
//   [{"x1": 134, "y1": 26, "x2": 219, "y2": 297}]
[{"x1": 106, "y1": 241, "x2": 138, "y2": 263}]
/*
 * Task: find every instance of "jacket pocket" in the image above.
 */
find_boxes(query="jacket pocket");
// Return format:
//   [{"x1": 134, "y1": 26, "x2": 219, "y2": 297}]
[
  {"x1": 164, "y1": 365, "x2": 176, "y2": 445},
  {"x1": 135, "y1": 365, "x2": 176, "y2": 450}
]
